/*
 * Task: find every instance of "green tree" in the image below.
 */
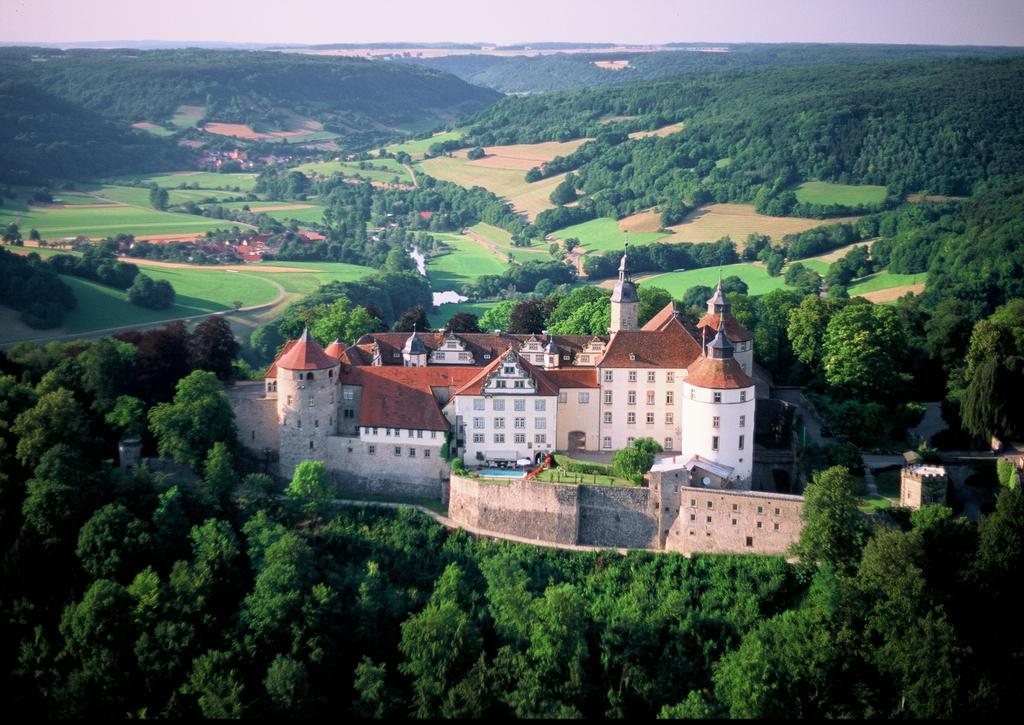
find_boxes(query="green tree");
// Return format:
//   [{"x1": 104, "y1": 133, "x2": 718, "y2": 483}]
[
  {"x1": 148, "y1": 185, "x2": 169, "y2": 211},
  {"x1": 383, "y1": 247, "x2": 417, "y2": 274},
  {"x1": 12, "y1": 388, "x2": 90, "y2": 468},
  {"x1": 822, "y1": 302, "x2": 909, "y2": 400},
  {"x1": 104, "y1": 395, "x2": 146, "y2": 438},
  {"x1": 791, "y1": 465, "x2": 866, "y2": 575},
  {"x1": 637, "y1": 285, "x2": 673, "y2": 326},
  {"x1": 188, "y1": 316, "x2": 240, "y2": 382},
  {"x1": 478, "y1": 300, "x2": 516, "y2": 333},
  {"x1": 612, "y1": 438, "x2": 662, "y2": 485},
  {"x1": 264, "y1": 655, "x2": 309, "y2": 714},
  {"x1": 75, "y1": 503, "x2": 151, "y2": 580},
  {"x1": 286, "y1": 460, "x2": 334, "y2": 517},
  {"x1": 201, "y1": 442, "x2": 238, "y2": 511},
  {"x1": 148, "y1": 371, "x2": 236, "y2": 468},
  {"x1": 184, "y1": 649, "x2": 246, "y2": 718},
  {"x1": 549, "y1": 175, "x2": 578, "y2": 205}
]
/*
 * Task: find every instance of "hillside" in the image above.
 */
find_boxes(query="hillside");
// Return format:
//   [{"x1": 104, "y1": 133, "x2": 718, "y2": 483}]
[
  {"x1": 403, "y1": 43, "x2": 1024, "y2": 93},
  {"x1": 0, "y1": 47, "x2": 502, "y2": 180}
]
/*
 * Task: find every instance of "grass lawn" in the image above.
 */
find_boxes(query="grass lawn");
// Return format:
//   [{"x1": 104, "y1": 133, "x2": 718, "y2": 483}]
[
  {"x1": 468, "y1": 222, "x2": 549, "y2": 258},
  {"x1": 292, "y1": 160, "x2": 411, "y2": 184},
  {"x1": 551, "y1": 217, "x2": 669, "y2": 254},
  {"x1": 427, "y1": 300, "x2": 502, "y2": 330},
  {"x1": 140, "y1": 267, "x2": 280, "y2": 307},
  {"x1": 418, "y1": 155, "x2": 567, "y2": 221},
  {"x1": 133, "y1": 124, "x2": 175, "y2": 137},
  {"x1": 799, "y1": 259, "x2": 831, "y2": 276},
  {"x1": 208, "y1": 201, "x2": 328, "y2": 225},
  {"x1": 242, "y1": 260, "x2": 376, "y2": 294},
  {"x1": 534, "y1": 467, "x2": 634, "y2": 487},
  {"x1": 109, "y1": 171, "x2": 259, "y2": 192},
  {"x1": 385, "y1": 130, "x2": 463, "y2": 158},
  {"x1": 50, "y1": 193, "x2": 118, "y2": 206},
  {"x1": 639, "y1": 262, "x2": 792, "y2": 297},
  {"x1": 794, "y1": 181, "x2": 888, "y2": 206},
  {"x1": 848, "y1": 271, "x2": 928, "y2": 294},
  {"x1": 427, "y1": 235, "x2": 508, "y2": 289},
  {"x1": 170, "y1": 105, "x2": 204, "y2": 129},
  {"x1": 0, "y1": 203, "x2": 238, "y2": 241},
  {"x1": 86, "y1": 184, "x2": 246, "y2": 207}
]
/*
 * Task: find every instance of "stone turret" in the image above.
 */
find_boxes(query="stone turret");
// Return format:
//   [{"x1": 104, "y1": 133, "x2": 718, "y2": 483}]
[
  {"x1": 610, "y1": 243, "x2": 638, "y2": 332},
  {"x1": 402, "y1": 332, "x2": 428, "y2": 367},
  {"x1": 275, "y1": 328, "x2": 341, "y2": 477},
  {"x1": 900, "y1": 464, "x2": 949, "y2": 509},
  {"x1": 697, "y1": 279, "x2": 754, "y2": 375}
]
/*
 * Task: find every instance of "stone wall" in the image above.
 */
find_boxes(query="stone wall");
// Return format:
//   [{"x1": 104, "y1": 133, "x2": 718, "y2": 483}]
[
  {"x1": 228, "y1": 388, "x2": 279, "y2": 454},
  {"x1": 325, "y1": 436, "x2": 448, "y2": 500},
  {"x1": 449, "y1": 475, "x2": 580, "y2": 544},
  {"x1": 577, "y1": 485, "x2": 657, "y2": 548}
]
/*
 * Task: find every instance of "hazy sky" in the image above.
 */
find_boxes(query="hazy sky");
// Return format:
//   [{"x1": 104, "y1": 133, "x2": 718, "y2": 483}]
[{"x1": 2, "y1": 0, "x2": 1022, "y2": 46}]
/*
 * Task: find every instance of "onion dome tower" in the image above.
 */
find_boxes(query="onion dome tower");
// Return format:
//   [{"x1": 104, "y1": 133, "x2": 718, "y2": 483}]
[
  {"x1": 696, "y1": 278, "x2": 755, "y2": 375},
  {"x1": 610, "y1": 243, "x2": 639, "y2": 332},
  {"x1": 275, "y1": 328, "x2": 341, "y2": 477},
  {"x1": 680, "y1": 316, "x2": 756, "y2": 488},
  {"x1": 402, "y1": 332, "x2": 429, "y2": 367}
]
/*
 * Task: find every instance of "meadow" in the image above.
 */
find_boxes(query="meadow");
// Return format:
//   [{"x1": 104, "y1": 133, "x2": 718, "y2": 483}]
[
  {"x1": 0, "y1": 202, "x2": 237, "y2": 241},
  {"x1": 85, "y1": 184, "x2": 247, "y2": 206},
  {"x1": 794, "y1": 181, "x2": 888, "y2": 206},
  {"x1": 627, "y1": 121, "x2": 685, "y2": 139},
  {"x1": 468, "y1": 222, "x2": 550, "y2": 259},
  {"x1": 108, "y1": 171, "x2": 259, "y2": 192},
  {"x1": 549, "y1": 216, "x2": 670, "y2": 253},
  {"x1": 170, "y1": 105, "x2": 204, "y2": 129},
  {"x1": 291, "y1": 159, "x2": 413, "y2": 184},
  {"x1": 426, "y1": 234, "x2": 508, "y2": 290},
  {"x1": 638, "y1": 262, "x2": 792, "y2": 298},
  {"x1": 206, "y1": 201, "x2": 328, "y2": 225},
  {"x1": 385, "y1": 130, "x2": 463, "y2": 158}
]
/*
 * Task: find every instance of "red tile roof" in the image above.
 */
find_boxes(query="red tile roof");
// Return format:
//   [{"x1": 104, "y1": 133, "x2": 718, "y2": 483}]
[
  {"x1": 341, "y1": 366, "x2": 478, "y2": 431},
  {"x1": 697, "y1": 312, "x2": 753, "y2": 342},
  {"x1": 544, "y1": 368, "x2": 599, "y2": 389},
  {"x1": 598, "y1": 328, "x2": 703, "y2": 369},
  {"x1": 351, "y1": 332, "x2": 598, "y2": 367},
  {"x1": 323, "y1": 339, "x2": 346, "y2": 359},
  {"x1": 274, "y1": 329, "x2": 340, "y2": 371},
  {"x1": 684, "y1": 356, "x2": 755, "y2": 389},
  {"x1": 264, "y1": 339, "x2": 298, "y2": 378},
  {"x1": 452, "y1": 351, "x2": 561, "y2": 397}
]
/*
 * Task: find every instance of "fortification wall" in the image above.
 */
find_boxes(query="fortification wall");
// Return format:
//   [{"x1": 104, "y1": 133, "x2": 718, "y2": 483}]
[
  {"x1": 324, "y1": 436, "x2": 448, "y2": 500},
  {"x1": 577, "y1": 485, "x2": 657, "y2": 548},
  {"x1": 448, "y1": 475, "x2": 580, "y2": 544}
]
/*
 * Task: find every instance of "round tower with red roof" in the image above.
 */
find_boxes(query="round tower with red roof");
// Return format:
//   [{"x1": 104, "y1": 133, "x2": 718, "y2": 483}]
[
  {"x1": 680, "y1": 318, "x2": 756, "y2": 488},
  {"x1": 275, "y1": 328, "x2": 341, "y2": 477},
  {"x1": 697, "y1": 279, "x2": 754, "y2": 375}
]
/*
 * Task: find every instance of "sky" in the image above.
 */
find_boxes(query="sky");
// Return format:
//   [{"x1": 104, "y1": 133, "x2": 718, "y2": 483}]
[{"x1": 1, "y1": 0, "x2": 1022, "y2": 47}]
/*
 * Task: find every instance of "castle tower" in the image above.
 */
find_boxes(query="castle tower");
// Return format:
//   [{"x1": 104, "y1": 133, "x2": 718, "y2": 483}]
[
  {"x1": 697, "y1": 279, "x2": 754, "y2": 375},
  {"x1": 402, "y1": 332, "x2": 428, "y2": 367},
  {"x1": 680, "y1": 319, "x2": 756, "y2": 488},
  {"x1": 610, "y1": 244, "x2": 638, "y2": 332},
  {"x1": 275, "y1": 328, "x2": 341, "y2": 478}
]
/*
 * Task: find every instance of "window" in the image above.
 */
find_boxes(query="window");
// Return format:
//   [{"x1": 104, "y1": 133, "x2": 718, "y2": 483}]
[
  {"x1": 494, "y1": 399, "x2": 505, "y2": 411},
  {"x1": 473, "y1": 433, "x2": 484, "y2": 443},
  {"x1": 535, "y1": 434, "x2": 546, "y2": 444},
  {"x1": 372, "y1": 427, "x2": 378, "y2": 436},
  {"x1": 343, "y1": 409, "x2": 354, "y2": 419},
  {"x1": 690, "y1": 513, "x2": 696, "y2": 521},
  {"x1": 457, "y1": 352, "x2": 469, "y2": 361},
  {"x1": 739, "y1": 415, "x2": 746, "y2": 428},
  {"x1": 394, "y1": 446, "x2": 401, "y2": 457},
  {"x1": 535, "y1": 418, "x2": 546, "y2": 429},
  {"x1": 603, "y1": 370, "x2": 613, "y2": 382},
  {"x1": 740, "y1": 390, "x2": 747, "y2": 402},
  {"x1": 431, "y1": 431, "x2": 437, "y2": 439},
  {"x1": 774, "y1": 508, "x2": 780, "y2": 516},
  {"x1": 494, "y1": 417, "x2": 505, "y2": 429},
  {"x1": 495, "y1": 380, "x2": 507, "y2": 389},
  {"x1": 627, "y1": 436, "x2": 635, "y2": 446},
  {"x1": 646, "y1": 413, "x2": 655, "y2": 424},
  {"x1": 666, "y1": 391, "x2": 674, "y2": 404},
  {"x1": 604, "y1": 391, "x2": 613, "y2": 405},
  {"x1": 732, "y1": 518, "x2": 737, "y2": 526},
  {"x1": 514, "y1": 417, "x2": 526, "y2": 429},
  {"x1": 514, "y1": 399, "x2": 526, "y2": 411},
  {"x1": 297, "y1": 419, "x2": 302, "y2": 429},
  {"x1": 314, "y1": 419, "x2": 319, "y2": 428},
  {"x1": 309, "y1": 440, "x2": 315, "y2": 450},
  {"x1": 738, "y1": 435, "x2": 745, "y2": 450},
  {"x1": 417, "y1": 430, "x2": 423, "y2": 439},
  {"x1": 424, "y1": 449, "x2": 431, "y2": 458},
  {"x1": 558, "y1": 392, "x2": 567, "y2": 404},
  {"x1": 712, "y1": 436, "x2": 719, "y2": 451},
  {"x1": 665, "y1": 412, "x2": 674, "y2": 424},
  {"x1": 578, "y1": 392, "x2": 590, "y2": 404},
  {"x1": 707, "y1": 500, "x2": 713, "y2": 508},
  {"x1": 774, "y1": 522, "x2": 780, "y2": 531},
  {"x1": 627, "y1": 412, "x2": 636, "y2": 424},
  {"x1": 666, "y1": 371, "x2": 675, "y2": 383},
  {"x1": 494, "y1": 433, "x2": 505, "y2": 444},
  {"x1": 732, "y1": 503, "x2": 739, "y2": 511},
  {"x1": 409, "y1": 448, "x2": 416, "y2": 457},
  {"x1": 647, "y1": 371, "x2": 656, "y2": 382},
  {"x1": 628, "y1": 370, "x2": 637, "y2": 382},
  {"x1": 712, "y1": 416, "x2": 720, "y2": 428},
  {"x1": 514, "y1": 433, "x2": 526, "y2": 444},
  {"x1": 503, "y1": 366, "x2": 515, "y2": 374},
  {"x1": 664, "y1": 437, "x2": 673, "y2": 450},
  {"x1": 603, "y1": 437, "x2": 612, "y2": 449},
  {"x1": 706, "y1": 516, "x2": 712, "y2": 523},
  {"x1": 392, "y1": 352, "x2": 400, "y2": 359},
  {"x1": 306, "y1": 372, "x2": 314, "y2": 381},
  {"x1": 513, "y1": 380, "x2": 525, "y2": 389},
  {"x1": 534, "y1": 399, "x2": 546, "y2": 411},
  {"x1": 343, "y1": 388, "x2": 354, "y2": 400},
  {"x1": 287, "y1": 395, "x2": 292, "y2": 405},
  {"x1": 368, "y1": 445, "x2": 376, "y2": 455},
  {"x1": 690, "y1": 498, "x2": 696, "y2": 507},
  {"x1": 646, "y1": 390, "x2": 655, "y2": 405},
  {"x1": 757, "y1": 521, "x2": 763, "y2": 529},
  {"x1": 603, "y1": 412, "x2": 613, "y2": 424},
  {"x1": 435, "y1": 352, "x2": 446, "y2": 361},
  {"x1": 757, "y1": 506, "x2": 764, "y2": 514},
  {"x1": 408, "y1": 429, "x2": 414, "y2": 438},
  {"x1": 628, "y1": 390, "x2": 636, "y2": 405},
  {"x1": 473, "y1": 399, "x2": 485, "y2": 410},
  {"x1": 473, "y1": 417, "x2": 485, "y2": 429},
  {"x1": 713, "y1": 392, "x2": 722, "y2": 403},
  {"x1": 746, "y1": 536, "x2": 753, "y2": 547}
]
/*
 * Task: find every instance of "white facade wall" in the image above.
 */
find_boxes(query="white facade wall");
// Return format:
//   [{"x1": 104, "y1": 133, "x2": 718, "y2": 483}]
[
  {"x1": 455, "y1": 393, "x2": 557, "y2": 464},
  {"x1": 351, "y1": 426, "x2": 444, "y2": 462},
  {"x1": 596, "y1": 367, "x2": 685, "y2": 453},
  {"x1": 679, "y1": 379, "x2": 756, "y2": 486},
  {"x1": 732, "y1": 341, "x2": 754, "y2": 376},
  {"x1": 554, "y1": 388, "x2": 600, "y2": 450}
]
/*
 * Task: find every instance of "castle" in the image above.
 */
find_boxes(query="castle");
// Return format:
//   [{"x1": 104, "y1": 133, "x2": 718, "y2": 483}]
[{"x1": 228, "y1": 250, "x2": 799, "y2": 554}]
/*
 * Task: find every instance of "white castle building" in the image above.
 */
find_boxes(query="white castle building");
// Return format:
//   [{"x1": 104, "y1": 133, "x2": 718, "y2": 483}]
[{"x1": 229, "y1": 250, "x2": 768, "y2": 493}]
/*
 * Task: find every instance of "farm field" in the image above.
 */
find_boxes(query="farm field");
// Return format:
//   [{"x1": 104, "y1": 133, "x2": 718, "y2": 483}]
[
  {"x1": 628, "y1": 121, "x2": 685, "y2": 139},
  {"x1": 385, "y1": 130, "x2": 463, "y2": 159},
  {"x1": 85, "y1": 184, "x2": 246, "y2": 206},
  {"x1": 0, "y1": 203, "x2": 238, "y2": 241},
  {"x1": 207, "y1": 201, "x2": 328, "y2": 224},
  {"x1": 637, "y1": 262, "x2": 792, "y2": 298},
  {"x1": 292, "y1": 159, "x2": 413, "y2": 184},
  {"x1": 109, "y1": 171, "x2": 259, "y2": 192},
  {"x1": 619, "y1": 203, "x2": 861, "y2": 244},
  {"x1": 241, "y1": 260, "x2": 377, "y2": 294},
  {"x1": 794, "y1": 181, "x2": 888, "y2": 206},
  {"x1": 131, "y1": 122, "x2": 175, "y2": 137},
  {"x1": 427, "y1": 300, "x2": 502, "y2": 330},
  {"x1": 468, "y1": 222, "x2": 549, "y2": 259},
  {"x1": 550, "y1": 216, "x2": 670, "y2": 254},
  {"x1": 170, "y1": 105, "x2": 204, "y2": 129},
  {"x1": 426, "y1": 234, "x2": 507, "y2": 290}
]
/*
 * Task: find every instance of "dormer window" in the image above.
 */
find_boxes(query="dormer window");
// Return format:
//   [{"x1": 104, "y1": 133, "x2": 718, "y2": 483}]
[
  {"x1": 392, "y1": 352, "x2": 400, "y2": 358},
  {"x1": 484, "y1": 354, "x2": 491, "y2": 360},
  {"x1": 629, "y1": 353, "x2": 636, "y2": 361}
]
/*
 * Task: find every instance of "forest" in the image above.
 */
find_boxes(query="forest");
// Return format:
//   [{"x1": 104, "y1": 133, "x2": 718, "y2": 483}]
[{"x1": 0, "y1": 327, "x2": 1021, "y2": 718}]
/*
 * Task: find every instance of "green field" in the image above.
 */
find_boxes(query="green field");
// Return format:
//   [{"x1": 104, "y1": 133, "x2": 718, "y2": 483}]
[
  {"x1": 427, "y1": 300, "x2": 502, "y2": 330},
  {"x1": 469, "y1": 222, "x2": 549, "y2": 258},
  {"x1": 386, "y1": 130, "x2": 463, "y2": 157},
  {"x1": 205, "y1": 201, "x2": 328, "y2": 225},
  {"x1": 87, "y1": 184, "x2": 246, "y2": 206},
  {"x1": 794, "y1": 181, "x2": 888, "y2": 206},
  {"x1": 848, "y1": 271, "x2": 928, "y2": 294},
  {"x1": 427, "y1": 235, "x2": 508, "y2": 289},
  {"x1": 292, "y1": 160, "x2": 410, "y2": 184},
  {"x1": 109, "y1": 171, "x2": 259, "y2": 192},
  {"x1": 242, "y1": 260, "x2": 376, "y2": 294},
  {"x1": 134, "y1": 124, "x2": 175, "y2": 138},
  {"x1": 170, "y1": 105, "x2": 204, "y2": 129},
  {"x1": 0, "y1": 203, "x2": 239, "y2": 241},
  {"x1": 552, "y1": 217, "x2": 669, "y2": 254},
  {"x1": 640, "y1": 262, "x2": 791, "y2": 298}
]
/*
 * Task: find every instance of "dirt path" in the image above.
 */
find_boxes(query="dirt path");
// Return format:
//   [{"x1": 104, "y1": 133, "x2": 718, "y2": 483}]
[
  {"x1": 403, "y1": 163, "x2": 419, "y2": 188},
  {"x1": 463, "y1": 228, "x2": 510, "y2": 262}
]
